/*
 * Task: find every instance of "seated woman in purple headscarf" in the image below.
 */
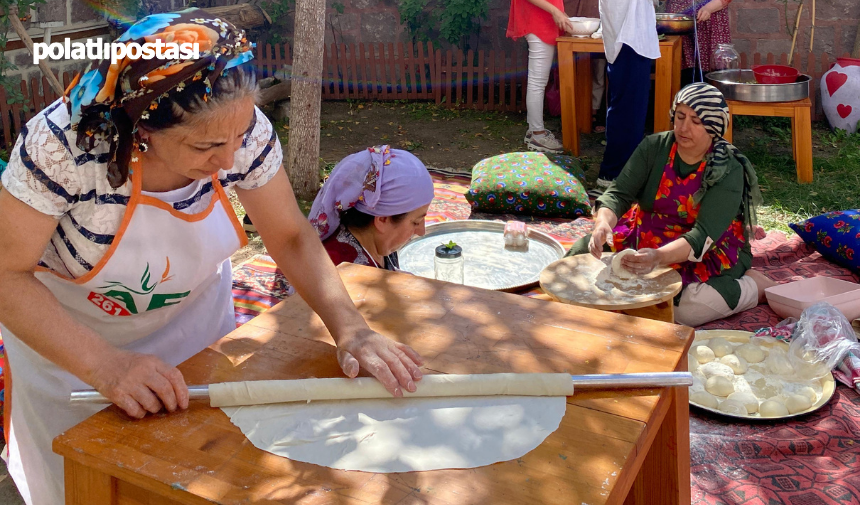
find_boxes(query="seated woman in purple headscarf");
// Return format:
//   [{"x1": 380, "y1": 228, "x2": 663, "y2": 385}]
[{"x1": 309, "y1": 145, "x2": 436, "y2": 270}]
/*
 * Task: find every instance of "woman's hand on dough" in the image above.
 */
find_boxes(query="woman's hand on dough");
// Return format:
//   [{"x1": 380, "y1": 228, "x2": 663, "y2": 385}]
[
  {"x1": 88, "y1": 349, "x2": 189, "y2": 419},
  {"x1": 589, "y1": 220, "x2": 613, "y2": 259},
  {"x1": 336, "y1": 328, "x2": 424, "y2": 397},
  {"x1": 621, "y1": 248, "x2": 660, "y2": 276}
]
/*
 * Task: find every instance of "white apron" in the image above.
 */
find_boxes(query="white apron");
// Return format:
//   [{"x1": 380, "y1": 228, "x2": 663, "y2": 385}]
[{"x1": 1, "y1": 166, "x2": 247, "y2": 505}]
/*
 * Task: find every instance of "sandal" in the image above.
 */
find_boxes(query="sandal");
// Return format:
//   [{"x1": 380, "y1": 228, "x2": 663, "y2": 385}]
[{"x1": 592, "y1": 114, "x2": 605, "y2": 134}]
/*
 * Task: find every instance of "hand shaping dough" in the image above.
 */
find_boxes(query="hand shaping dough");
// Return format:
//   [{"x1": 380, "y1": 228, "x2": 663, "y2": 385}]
[
  {"x1": 705, "y1": 375, "x2": 734, "y2": 397},
  {"x1": 707, "y1": 337, "x2": 733, "y2": 358},
  {"x1": 727, "y1": 391, "x2": 759, "y2": 414},
  {"x1": 760, "y1": 399, "x2": 789, "y2": 417},
  {"x1": 735, "y1": 343, "x2": 766, "y2": 363},
  {"x1": 719, "y1": 354, "x2": 748, "y2": 375},
  {"x1": 693, "y1": 345, "x2": 716, "y2": 364},
  {"x1": 611, "y1": 249, "x2": 637, "y2": 279},
  {"x1": 785, "y1": 394, "x2": 813, "y2": 414},
  {"x1": 210, "y1": 373, "x2": 574, "y2": 407},
  {"x1": 690, "y1": 390, "x2": 719, "y2": 409},
  {"x1": 718, "y1": 399, "x2": 748, "y2": 415}
]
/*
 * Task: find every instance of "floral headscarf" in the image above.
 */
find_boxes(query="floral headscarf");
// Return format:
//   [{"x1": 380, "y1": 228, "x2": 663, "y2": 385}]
[
  {"x1": 670, "y1": 82, "x2": 763, "y2": 238},
  {"x1": 65, "y1": 8, "x2": 254, "y2": 187},
  {"x1": 309, "y1": 146, "x2": 435, "y2": 240}
]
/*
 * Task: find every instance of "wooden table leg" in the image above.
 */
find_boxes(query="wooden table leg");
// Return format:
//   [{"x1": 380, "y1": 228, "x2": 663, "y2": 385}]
[
  {"x1": 623, "y1": 386, "x2": 692, "y2": 505},
  {"x1": 65, "y1": 459, "x2": 114, "y2": 505},
  {"x1": 793, "y1": 104, "x2": 813, "y2": 183},
  {"x1": 654, "y1": 43, "x2": 674, "y2": 133},
  {"x1": 558, "y1": 42, "x2": 579, "y2": 156},
  {"x1": 576, "y1": 52, "x2": 592, "y2": 134},
  {"x1": 725, "y1": 107, "x2": 734, "y2": 144}
]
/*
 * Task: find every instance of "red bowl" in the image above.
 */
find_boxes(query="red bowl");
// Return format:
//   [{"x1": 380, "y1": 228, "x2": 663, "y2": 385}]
[{"x1": 751, "y1": 64, "x2": 800, "y2": 84}]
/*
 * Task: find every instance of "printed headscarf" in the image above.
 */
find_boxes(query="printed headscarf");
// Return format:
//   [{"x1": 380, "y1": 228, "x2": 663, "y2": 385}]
[
  {"x1": 670, "y1": 82, "x2": 763, "y2": 237},
  {"x1": 65, "y1": 8, "x2": 254, "y2": 187},
  {"x1": 309, "y1": 145, "x2": 435, "y2": 240}
]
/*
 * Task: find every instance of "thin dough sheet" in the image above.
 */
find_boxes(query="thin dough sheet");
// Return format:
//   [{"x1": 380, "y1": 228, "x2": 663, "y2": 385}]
[{"x1": 222, "y1": 395, "x2": 567, "y2": 473}]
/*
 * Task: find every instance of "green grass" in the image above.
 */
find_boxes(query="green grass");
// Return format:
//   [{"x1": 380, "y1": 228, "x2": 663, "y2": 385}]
[{"x1": 738, "y1": 119, "x2": 860, "y2": 235}]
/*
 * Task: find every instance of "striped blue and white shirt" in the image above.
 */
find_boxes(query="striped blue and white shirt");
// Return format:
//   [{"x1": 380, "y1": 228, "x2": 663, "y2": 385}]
[{"x1": 1, "y1": 99, "x2": 283, "y2": 279}]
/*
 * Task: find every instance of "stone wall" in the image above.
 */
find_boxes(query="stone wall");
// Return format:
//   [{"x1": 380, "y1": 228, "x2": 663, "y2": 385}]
[
  {"x1": 310, "y1": 0, "x2": 857, "y2": 61},
  {"x1": 729, "y1": 0, "x2": 859, "y2": 59}
]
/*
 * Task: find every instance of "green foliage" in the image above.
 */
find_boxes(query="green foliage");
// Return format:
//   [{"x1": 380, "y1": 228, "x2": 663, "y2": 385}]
[
  {"x1": 0, "y1": 0, "x2": 46, "y2": 104},
  {"x1": 398, "y1": 0, "x2": 488, "y2": 47},
  {"x1": 262, "y1": 0, "x2": 295, "y2": 44}
]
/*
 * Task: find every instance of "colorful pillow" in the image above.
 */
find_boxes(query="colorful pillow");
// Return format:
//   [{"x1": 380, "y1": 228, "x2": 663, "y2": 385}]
[
  {"x1": 465, "y1": 152, "x2": 591, "y2": 218},
  {"x1": 789, "y1": 210, "x2": 860, "y2": 272}
]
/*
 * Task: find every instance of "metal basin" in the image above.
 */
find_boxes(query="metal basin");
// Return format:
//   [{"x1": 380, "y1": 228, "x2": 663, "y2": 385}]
[
  {"x1": 706, "y1": 69, "x2": 810, "y2": 102},
  {"x1": 656, "y1": 13, "x2": 694, "y2": 35}
]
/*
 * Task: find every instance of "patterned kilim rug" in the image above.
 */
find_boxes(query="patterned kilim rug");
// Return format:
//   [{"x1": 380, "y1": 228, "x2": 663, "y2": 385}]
[{"x1": 231, "y1": 171, "x2": 860, "y2": 505}]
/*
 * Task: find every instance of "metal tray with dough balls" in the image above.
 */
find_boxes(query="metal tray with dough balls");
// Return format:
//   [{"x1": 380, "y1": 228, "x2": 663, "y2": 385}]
[
  {"x1": 398, "y1": 220, "x2": 565, "y2": 292},
  {"x1": 690, "y1": 330, "x2": 836, "y2": 421},
  {"x1": 540, "y1": 252, "x2": 682, "y2": 311}
]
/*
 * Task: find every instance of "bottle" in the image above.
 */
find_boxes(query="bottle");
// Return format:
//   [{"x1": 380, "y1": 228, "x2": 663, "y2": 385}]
[
  {"x1": 712, "y1": 43, "x2": 740, "y2": 74},
  {"x1": 434, "y1": 243, "x2": 464, "y2": 284}
]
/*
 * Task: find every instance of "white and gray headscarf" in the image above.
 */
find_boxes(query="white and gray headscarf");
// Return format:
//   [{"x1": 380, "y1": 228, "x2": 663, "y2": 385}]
[{"x1": 670, "y1": 82, "x2": 763, "y2": 237}]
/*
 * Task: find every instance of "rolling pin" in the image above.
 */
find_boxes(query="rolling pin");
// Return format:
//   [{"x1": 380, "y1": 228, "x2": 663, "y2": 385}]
[{"x1": 69, "y1": 372, "x2": 693, "y2": 405}]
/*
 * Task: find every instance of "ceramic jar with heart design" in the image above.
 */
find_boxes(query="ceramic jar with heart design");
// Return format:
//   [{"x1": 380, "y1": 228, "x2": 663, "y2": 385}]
[{"x1": 821, "y1": 57, "x2": 860, "y2": 133}]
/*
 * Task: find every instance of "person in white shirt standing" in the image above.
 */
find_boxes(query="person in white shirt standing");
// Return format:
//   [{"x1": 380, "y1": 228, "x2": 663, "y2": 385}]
[{"x1": 594, "y1": 0, "x2": 661, "y2": 194}]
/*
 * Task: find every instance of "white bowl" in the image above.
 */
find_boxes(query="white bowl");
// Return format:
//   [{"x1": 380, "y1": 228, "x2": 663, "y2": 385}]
[
  {"x1": 568, "y1": 17, "x2": 600, "y2": 37},
  {"x1": 765, "y1": 277, "x2": 860, "y2": 321}
]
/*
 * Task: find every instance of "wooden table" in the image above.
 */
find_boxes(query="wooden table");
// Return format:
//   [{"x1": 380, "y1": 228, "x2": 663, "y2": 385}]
[
  {"x1": 557, "y1": 36, "x2": 682, "y2": 156},
  {"x1": 540, "y1": 253, "x2": 683, "y2": 323},
  {"x1": 724, "y1": 97, "x2": 813, "y2": 184},
  {"x1": 55, "y1": 263, "x2": 694, "y2": 505}
]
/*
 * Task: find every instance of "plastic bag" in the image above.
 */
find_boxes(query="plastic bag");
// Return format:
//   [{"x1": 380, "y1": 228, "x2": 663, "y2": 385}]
[{"x1": 787, "y1": 302, "x2": 860, "y2": 379}]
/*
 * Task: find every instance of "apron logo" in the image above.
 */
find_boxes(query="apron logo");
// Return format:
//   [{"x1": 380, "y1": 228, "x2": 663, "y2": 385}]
[{"x1": 87, "y1": 257, "x2": 191, "y2": 316}]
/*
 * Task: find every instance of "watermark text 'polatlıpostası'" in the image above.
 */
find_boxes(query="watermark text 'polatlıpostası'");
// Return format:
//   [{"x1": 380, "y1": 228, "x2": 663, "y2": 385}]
[{"x1": 33, "y1": 38, "x2": 200, "y2": 65}]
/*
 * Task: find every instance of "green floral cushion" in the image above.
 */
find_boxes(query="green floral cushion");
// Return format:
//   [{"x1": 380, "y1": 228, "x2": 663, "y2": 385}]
[{"x1": 466, "y1": 152, "x2": 591, "y2": 218}]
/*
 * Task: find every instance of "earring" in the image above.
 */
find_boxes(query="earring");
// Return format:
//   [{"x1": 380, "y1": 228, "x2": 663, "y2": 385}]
[{"x1": 138, "y1": 140, "x2": 149, "y2": 152}]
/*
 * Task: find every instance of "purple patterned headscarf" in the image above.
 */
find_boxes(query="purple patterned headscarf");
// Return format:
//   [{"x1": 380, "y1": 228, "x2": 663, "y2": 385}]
[{"x1": 309, "y1": 145, "x2": 435, "y2": 240}]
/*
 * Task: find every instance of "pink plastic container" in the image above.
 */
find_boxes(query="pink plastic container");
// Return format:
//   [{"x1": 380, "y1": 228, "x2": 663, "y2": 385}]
[{"x1": 765, "y1": 277, "x2": 860, "y2": 321}]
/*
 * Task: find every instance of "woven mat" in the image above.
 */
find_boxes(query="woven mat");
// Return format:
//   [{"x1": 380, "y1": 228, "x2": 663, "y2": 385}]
[{"x1": 231, "y1": 171, "x2": 860, "y2": 504}]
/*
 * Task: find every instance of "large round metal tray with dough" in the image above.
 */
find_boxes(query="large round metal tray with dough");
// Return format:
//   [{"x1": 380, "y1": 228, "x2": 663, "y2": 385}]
[
  {"x1": 690, "y1": 330, "x2": 836, "y2": 421},
  {"x1": 398, "y1": 220, "x2": 565, "y2": 291},
  {"x1": 539, "y1": 252, "x2": 682, "y2": 310}
]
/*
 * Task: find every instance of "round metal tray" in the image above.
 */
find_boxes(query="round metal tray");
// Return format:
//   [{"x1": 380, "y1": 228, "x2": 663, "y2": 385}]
[
  {"x1": 398, "y1": 220, "x2": 565, "y2": 292},
  {"x1": 706, "y1": 69, "x2": 810, "y2": 103},
  {"x1": 689, "y1": 330, "x2": 835, "y2": 421}
]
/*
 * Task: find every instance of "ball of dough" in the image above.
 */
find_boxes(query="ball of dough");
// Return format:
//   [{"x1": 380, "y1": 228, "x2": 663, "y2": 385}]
[
  {"x1": 735, "y1": 343, "x2": 766, "y2": 364},
  {"x1": 797, "y1": 386, "x2": 818, "y2": 404},
  {"x1": 785, "y1": 394, "x2": 812, "y2": 414},
  {"x1": 707, "y1": 337, "x2": 733, "y2": 358},
  {"x1": 694, "y1": 345, "x2": 716, "y2": 364},
  {"x1": 719, "y1": 354, "x2": 748, "y2": 375},
  {"x1": 611, "y1": 250, "x2": 637, "y2": 279},
  {"x1": 767, "y1": 352, "x2": 795, "y2": 376},
  {"x1": 698, "y1": 362, "x2": 736, "y2": 380},
  {"x1": 718, "y1": 399, "x2": 748, "y2": 415},
  {"x1": 727, "y1": 391, "x2": 759, "y2": 414},
  {"x1": 688, "y1": 354, "x2": 699, "y2": 373},
  {"x1": 705, "y1": 375, "x2": 734, "y2": 397},
  {"x1": 760, "y1": 399, "x2": 789, "y2": 417},
  {"x1": 690, "y1": 390, "x2": 719, "y2": 409}
]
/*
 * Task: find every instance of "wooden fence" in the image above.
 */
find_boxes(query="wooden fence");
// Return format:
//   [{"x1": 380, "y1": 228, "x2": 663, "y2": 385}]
[{"x1": 0, "y1": 45, "x2": 849, "y2": 151}]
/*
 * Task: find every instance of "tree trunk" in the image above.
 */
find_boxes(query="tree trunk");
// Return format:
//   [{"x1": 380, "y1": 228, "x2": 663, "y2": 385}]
[
  {"x1": 203, "y1": 5, "x2": 272, "y2": 30},
  {"x1": 853, "y1": 22, "x2": 860, "y2": 59},
  {"x1": 286, "y1": 0, "x2": 326, "y2": 201}
]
